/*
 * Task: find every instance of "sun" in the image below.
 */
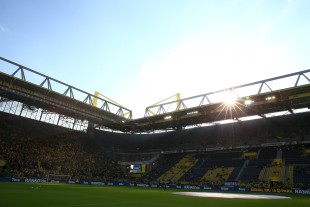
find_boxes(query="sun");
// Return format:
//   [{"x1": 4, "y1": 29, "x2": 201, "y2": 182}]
[{"x1": 224, "y1": 93, "x2": 237, "y2": 106}]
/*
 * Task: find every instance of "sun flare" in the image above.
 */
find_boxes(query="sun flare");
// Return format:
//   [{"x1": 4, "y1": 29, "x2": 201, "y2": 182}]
[{"x1": 224, "y1": 93, "x2": 237, "y2": 106}]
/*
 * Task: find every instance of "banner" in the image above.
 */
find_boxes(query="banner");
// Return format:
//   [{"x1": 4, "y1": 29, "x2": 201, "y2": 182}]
[
  {"x1": 251, "y1": 188, "x2": 292, "y2": 194},
  {"x1": 244, "y1": 152, "x2": 257, "y2": 157},
  {"x1": 294, "y1": 189, "x2": 310, "y2": 195},
  {"x1": 3, "y1": 177, "x2": 310, "y2": 195}
]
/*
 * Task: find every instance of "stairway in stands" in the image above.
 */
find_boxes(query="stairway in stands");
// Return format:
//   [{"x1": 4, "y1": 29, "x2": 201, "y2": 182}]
[{"x1": 157, "y1": 154, "x2": 198, "y2": 184}]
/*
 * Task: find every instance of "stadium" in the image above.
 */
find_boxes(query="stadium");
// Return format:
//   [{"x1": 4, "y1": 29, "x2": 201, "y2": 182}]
[
  {"x1": 1, "y1": 1, "x2": 310, "y2": 206},
  {"x1": 0, "y1": 56, "x2": 310, "y2": 206}
]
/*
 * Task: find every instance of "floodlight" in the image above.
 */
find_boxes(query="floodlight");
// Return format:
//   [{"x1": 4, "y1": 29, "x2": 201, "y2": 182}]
[{"x1": 244, "y1": 100, "x2": 254, "y2": 105}]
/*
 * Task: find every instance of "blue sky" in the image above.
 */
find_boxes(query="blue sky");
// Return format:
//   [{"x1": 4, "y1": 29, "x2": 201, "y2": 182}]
[{"x1": 1, "y1": 0, "x2": 310, "y2": 118}]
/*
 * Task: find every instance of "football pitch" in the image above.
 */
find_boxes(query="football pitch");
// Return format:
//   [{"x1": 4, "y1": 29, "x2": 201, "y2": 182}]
[{"x1": 0, "y1": 182, "x2": 309, "y2": 207}]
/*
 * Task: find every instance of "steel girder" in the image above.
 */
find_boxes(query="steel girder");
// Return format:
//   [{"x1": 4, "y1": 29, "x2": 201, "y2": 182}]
[
  {"x1": 1, "y1": 57, "x2": 310, "y2": 133},
  {"x1": 144, "y1": 69, "x2": 310, "y2": 117}
]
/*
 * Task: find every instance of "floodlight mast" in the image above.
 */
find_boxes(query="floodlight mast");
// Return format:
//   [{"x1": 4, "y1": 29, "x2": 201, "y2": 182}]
[
  {"x1": 144, "y1": 93, "x2": 182, "y2": 117},
  {"x1": 92, "y1": 91, "x2": 131, "y2": 118}
]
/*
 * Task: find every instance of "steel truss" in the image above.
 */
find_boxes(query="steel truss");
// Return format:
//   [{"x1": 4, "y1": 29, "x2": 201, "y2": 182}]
[
  {"x1": 1, "y1": 57, "x2": 310, "y2": 133},
  {"x1": 145, "y1": 69, "x2": 310, "y2": 117},
  {"x1": 0, "y1": 57, "x2": 132, "y2": 119}
]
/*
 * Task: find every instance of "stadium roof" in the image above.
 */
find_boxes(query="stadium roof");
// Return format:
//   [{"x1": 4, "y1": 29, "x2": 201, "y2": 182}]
[{"x1": 1, "y1": 57, "x2": 310, "y2": 133}]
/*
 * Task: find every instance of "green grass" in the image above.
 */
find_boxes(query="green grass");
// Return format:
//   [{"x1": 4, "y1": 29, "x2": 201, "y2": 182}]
[{"x1": 0, "y1": 182, "x2": 309, "y2": 207}]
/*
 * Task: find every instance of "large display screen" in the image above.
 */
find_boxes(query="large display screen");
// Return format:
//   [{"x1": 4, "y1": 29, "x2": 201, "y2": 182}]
[{"x1": 129, "y1": 164, "x2": 146, "y2": 173}]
